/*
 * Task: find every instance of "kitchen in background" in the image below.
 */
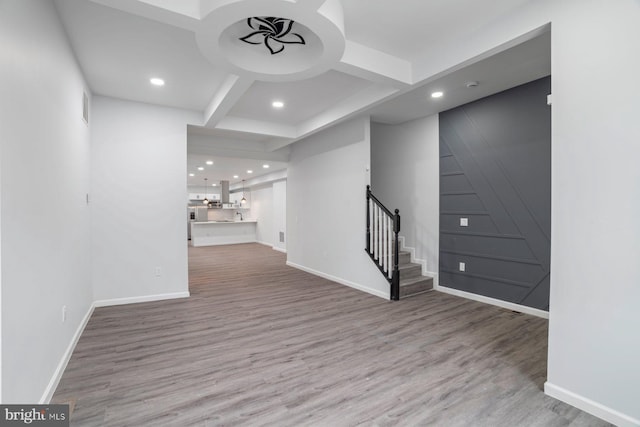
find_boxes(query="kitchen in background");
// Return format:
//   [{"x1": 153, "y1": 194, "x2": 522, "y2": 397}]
[{"x1": 187, "y1": 180, "x2": 251, "y2": 240}]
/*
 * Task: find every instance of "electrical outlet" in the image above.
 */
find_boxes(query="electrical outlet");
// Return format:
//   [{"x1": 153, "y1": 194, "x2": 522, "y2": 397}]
[
  {"x1": 155, "y1": 267, "x2": 161, "y2": 277},
  {"x1": 62, "y1": 306, "x2": 67, "y2": 323},
  {"x1": 459, "y1": 262, "x2": 466, "y2": 272},
  {"x1": 460, "y1": 217, "x2": 469, "y2": 227}
]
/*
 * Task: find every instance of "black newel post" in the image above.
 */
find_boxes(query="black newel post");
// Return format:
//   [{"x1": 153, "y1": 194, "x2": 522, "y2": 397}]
[
  {"x1": 391, "y1": 209, "x2": 401, "y2": 301},
  {"x1": 366, "y1": 185, "x2": 371, "y2": 253}
]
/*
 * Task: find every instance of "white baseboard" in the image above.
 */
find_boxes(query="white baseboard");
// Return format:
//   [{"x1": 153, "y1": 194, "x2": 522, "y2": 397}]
[
  {"x1": 40, "y1": 302, "x2": 95, "y2": 404},
  {"x1": 256, "y1": 240, "x2": 287, "y2": 253},
  {"x1": 41, "y1": 291, "x2": 191, "y2": 403},
  {"x1": 286, "y1": 261, "x2": 389, "y2": 300},
  {"x1": 545, "y1": 382, "x2": 640, "y2": 427},
  {"x1": 435, "y1": 285, "x2": 549, "y2": 319},
  {"x1": 94, "y1": 291, "x2": 190, "y2": 307}
]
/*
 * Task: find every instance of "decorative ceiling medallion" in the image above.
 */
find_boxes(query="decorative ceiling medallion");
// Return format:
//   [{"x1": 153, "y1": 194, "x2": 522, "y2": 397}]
[
  {"x1": 239, "y1": 17, "x2": 305, "y2": 55},
  {"x1": 195, "y1": 0, "x2": 345, "y2": 82}
]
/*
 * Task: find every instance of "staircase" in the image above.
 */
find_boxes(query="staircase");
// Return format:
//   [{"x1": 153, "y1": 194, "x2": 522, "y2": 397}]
[
  {"x1": 397, "y1": 250, "x2": 433, "y2": 298},
  {"x1": 366, "y1": 186, "x2": 433, "y2": 300}
]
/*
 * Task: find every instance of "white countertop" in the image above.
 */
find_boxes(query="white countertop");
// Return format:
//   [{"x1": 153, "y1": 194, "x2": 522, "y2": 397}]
[{"x1": 192, "y1": 219, "x2": 257, "y2": 224}]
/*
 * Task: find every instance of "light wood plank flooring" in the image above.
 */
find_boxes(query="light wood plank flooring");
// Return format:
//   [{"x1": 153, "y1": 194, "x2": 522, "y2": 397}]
[{"x1": 53, "y1": 243, "x2": 610, "y2": 426}]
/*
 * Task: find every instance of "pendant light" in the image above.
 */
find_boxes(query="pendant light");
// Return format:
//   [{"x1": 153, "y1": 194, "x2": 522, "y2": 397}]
[
  {"x1": 202, "y1": 178, "x2": 209, "y2": 205},
  {"x1": 241, "y1": 179, "x2": 247, "y2": 204}
]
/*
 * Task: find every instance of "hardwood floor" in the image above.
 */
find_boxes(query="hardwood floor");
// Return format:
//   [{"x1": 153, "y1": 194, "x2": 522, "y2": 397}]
[{"x1": 53, "y1": 243, "x2": 610, "y2": 426}]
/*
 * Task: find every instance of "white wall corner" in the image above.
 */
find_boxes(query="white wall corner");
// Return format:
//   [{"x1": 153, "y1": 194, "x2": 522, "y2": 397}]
[
  {"x1": 544, "y1": 382, "x2": 640, "y2": 427},
  {"x1": 40, "y1": 303, "x2": 95, "y2": 404}
]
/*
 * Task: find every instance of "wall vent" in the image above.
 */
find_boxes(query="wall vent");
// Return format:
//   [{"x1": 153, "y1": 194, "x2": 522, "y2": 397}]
[
  {"x1": 279, "y1": 232, "x2": 285, "y2": 243},
  {"x1": 82, "y1": 91, "x2": 89, "y2": 124}
]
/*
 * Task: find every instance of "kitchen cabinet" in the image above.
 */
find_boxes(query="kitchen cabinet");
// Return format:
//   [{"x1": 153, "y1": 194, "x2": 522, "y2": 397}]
[{"x1": 188, "y1": 193, "x2": 220, "y2": 201}]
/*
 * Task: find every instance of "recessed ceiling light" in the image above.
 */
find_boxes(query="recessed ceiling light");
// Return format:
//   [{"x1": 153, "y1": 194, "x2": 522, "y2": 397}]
[
  {"x1": 206, "y1": 160, "x2": 213, "y2": 165},
  {"x1": 263, "y1": 164, "x2": 270, "y2": 169},
  {"x1": 233, "y1": 175, "x2": 239, "y2": 179},
  {"x1": 189, "y1": 173, "x2": 195, "y2": 177},
  {"x1": 247, "y1": 170, "x2": 253, "y2": 174},
  {"x1": 197, "y1": 167, "x2": 204, "y2": 171},
  {"x1": 431, "y1": 91, "x2": 444, "y2": 98},
  {"x1": 212, "y1": 183, "x2": 217, "y2": 187},
  {"x1": 272, "y1": 101, "x2": 284, "y2": 108},
  {"x1": 150, "y1": 77, "x2": 165, "y2": 86}
]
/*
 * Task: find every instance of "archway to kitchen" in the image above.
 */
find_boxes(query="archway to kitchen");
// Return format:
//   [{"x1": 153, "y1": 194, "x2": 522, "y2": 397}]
[{"x1": 185, "y1": 130, "x2": 289, "y2": 292}]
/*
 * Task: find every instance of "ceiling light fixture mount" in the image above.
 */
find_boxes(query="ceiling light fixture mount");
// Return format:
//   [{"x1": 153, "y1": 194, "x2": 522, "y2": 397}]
[{"x1": 239, "y1": 17, "x2": 305, "y2": 55}]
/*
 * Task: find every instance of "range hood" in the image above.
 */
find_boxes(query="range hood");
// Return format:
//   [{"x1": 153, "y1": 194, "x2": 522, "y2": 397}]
[{"x1": 220, "y1": 180, "x2": 229, "y2": 204}]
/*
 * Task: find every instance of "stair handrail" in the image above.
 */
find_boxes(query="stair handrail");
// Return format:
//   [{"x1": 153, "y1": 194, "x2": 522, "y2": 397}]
[{"x1": 366, "y1": 185, "x2": 401, "y2": 300}]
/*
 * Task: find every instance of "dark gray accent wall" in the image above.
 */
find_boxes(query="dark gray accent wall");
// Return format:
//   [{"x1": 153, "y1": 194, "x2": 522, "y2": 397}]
[{"x1": 439, "y1": 76, "x2": 551, "y2": 310}]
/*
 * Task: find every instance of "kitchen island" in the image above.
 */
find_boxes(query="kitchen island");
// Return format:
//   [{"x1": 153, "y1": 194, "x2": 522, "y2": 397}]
[{"x1": 190, "y1": 220, "x2": 258, "y2": 247}]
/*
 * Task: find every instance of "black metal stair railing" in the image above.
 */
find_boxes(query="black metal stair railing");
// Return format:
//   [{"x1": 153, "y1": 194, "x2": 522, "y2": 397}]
[{"x1": 365, "y1": 185, "x2": 401, "y2": 300}]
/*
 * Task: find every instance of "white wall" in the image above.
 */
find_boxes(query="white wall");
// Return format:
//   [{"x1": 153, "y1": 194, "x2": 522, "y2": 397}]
[
  {"x1": 91, "y1": 96, "x2": 200, "y2": 302},
  {"x1": 247, "y1": 184, "x2": 274, "y2": 247},
  {"x1": 371, "y1": 116, "x2": 440, "y2": 281},
  {"x1": 544, "y1": 1, "x2": 640, "y2": 425},
  {"x1": 0, "y1": 0, "x2": 93, "y2": 403},
  {"x1": 272, "y1": 180, "x2": 287, "y2": 252},
  {"x1": 287, "y1": 117, "x2": 390, "y2": 298}
]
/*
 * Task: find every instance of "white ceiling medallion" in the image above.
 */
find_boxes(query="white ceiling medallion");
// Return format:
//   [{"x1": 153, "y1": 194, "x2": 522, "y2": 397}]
[{"x1": 196, "y1": 0, "x2": 345, "y2": 82}]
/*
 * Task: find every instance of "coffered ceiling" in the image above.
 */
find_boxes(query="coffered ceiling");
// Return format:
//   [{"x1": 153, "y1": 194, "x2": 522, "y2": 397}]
[{"x1": 55, "y1": 0, "x2": 550, "y2": 178}]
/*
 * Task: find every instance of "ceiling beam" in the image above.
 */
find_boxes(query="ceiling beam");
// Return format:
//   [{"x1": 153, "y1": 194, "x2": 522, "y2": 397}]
[
  {"x1": 265, "y1": 84, "x2": 400, "y2": 152},
  {"x1": 335, "y1": 41, "x2": 413, "y2": 88},
  {"x1": 203, "y1": 75, "x2": 254, "y2": 128},
  {"x1": 89, "y1": 0, "x2": 200, "y2": 31},
  {"x1": 215, "y1": 117, "x2": 298, "y2": 140}
]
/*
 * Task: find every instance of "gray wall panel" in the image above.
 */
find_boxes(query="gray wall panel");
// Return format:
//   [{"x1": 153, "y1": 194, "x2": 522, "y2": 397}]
[
  {"x1": 440, "y1": 214, "x2": 498, "y2": 234},
  {"x1": 440, "y1": 233, "x2": 536, "y2": 260},
  {"x1": 439, "y1": 76, "x2": 551, "y2": 310}
]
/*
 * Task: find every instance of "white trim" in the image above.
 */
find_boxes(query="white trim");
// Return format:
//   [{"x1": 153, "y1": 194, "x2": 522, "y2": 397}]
[
  {"x1": 286, "y1": 261, "x2": 388, "y2": 300},
  {"x1": 40, "y1": 302, "x2": 95, "y2": 404},
  {"x1": 94, "y1": 291, "x2": 190, "y2": 308},
  {"x1": 40, "y1": 291, "x2": 190, "y2": 403},
  {"x1": 545, "y1": 382, "x2": 640, "y2": 427},
  {"x1": 256, "y1": 240, "x2": 287, "y2": 253},
  {"x1": 435, "y1": 285, "x2": 549, "y2": 319}
]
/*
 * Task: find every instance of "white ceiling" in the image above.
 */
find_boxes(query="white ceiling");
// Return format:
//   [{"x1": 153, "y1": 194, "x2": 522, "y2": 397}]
[
  {"x1": 55, "y1": 0, "x2": 228, "y2": 111},
  {"x1": 342, "y1": 0, "x2": 533, "y2": 61},
  {"x1": 54, "y1": 0, "x2": 550, "y2": 173},
  {"x1": 228, "y1": 71, "x2": 372, "y2": 126},
  {"x1": 187, "y1": 154, "x2": 287, "y2": 187}
]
